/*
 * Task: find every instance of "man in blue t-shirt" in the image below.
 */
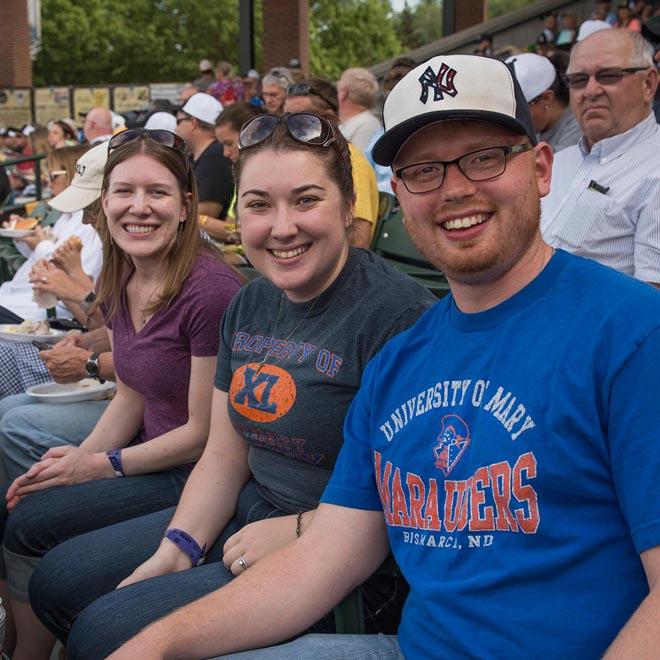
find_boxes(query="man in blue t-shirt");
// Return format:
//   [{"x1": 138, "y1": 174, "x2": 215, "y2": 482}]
[{"x1": 108, "y1": 55, "x2": 660, "y2": 660}]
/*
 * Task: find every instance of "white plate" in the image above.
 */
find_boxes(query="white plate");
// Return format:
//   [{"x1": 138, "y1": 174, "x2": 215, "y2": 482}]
[
  {"x1": 26, "y1": 379, "x2": 116, "y2": 404},
  {"x1": 0, "y1": 324, "x2": 66, "y2": 343},
  {"x1": 0, "y1": 228, "x2": 34, "y2": 238}
]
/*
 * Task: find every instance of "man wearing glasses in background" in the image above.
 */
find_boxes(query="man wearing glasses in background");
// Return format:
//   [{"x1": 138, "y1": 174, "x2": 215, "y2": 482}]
[
  {"x1": 107, "y1": 54, "x2": 660, "y2": 659},
  {"x1": 541, "y1": 29, "x2": 660, "y2": 285}
]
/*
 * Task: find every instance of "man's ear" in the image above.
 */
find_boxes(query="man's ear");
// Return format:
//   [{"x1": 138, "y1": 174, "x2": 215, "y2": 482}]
[{"x1": 533, "y1": 141, "x2": 554, "y2": 198}]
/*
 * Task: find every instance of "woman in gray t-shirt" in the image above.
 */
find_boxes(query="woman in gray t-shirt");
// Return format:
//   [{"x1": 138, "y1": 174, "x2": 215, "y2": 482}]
[{"x1": 31, "y1": 113, "x2": 436, "y2": 658}]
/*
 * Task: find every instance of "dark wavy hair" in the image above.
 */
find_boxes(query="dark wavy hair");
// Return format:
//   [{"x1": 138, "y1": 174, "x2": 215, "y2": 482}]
[{"x1": 234, "y1": 113, "x2": 355, "y2": 222}]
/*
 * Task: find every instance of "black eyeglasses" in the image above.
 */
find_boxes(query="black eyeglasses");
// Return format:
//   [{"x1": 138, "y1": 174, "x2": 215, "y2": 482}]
[
  {"x1": 176, "y1": 115, "x2": 192, "y2": 126},
  {"x1": 108, "y1": 128, "x2": 187, "y2": 153},
  {"x1": 564, "y1": 67, "x2": 649, "y2": 89},
  {"x1": 287, "y1": 83, "x2": 339, "y2": 112},
  {"x1": 239, "y1": 113, "x2": 336, "y2": 150},
  {"x1": 395, "y1": 143, "x2": 533, "y2": 194}
]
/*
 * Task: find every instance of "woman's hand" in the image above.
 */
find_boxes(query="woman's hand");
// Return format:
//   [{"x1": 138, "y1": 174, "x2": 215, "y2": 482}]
[
  {"x1": 222, "y1": 513, "x2": 312, "y2": 575},
  {"x1": 117, "y1": 540, "x2": 194, "y2": 590},
  {"x1": 17, "y1": 224, "x2": 47, "y2": 251},
  {"x1": 51, "y1": 238, "x2": 84, "y2": 276},
  {"x1": 5, "y1": 445, "x2": 114, "y2": 509}
]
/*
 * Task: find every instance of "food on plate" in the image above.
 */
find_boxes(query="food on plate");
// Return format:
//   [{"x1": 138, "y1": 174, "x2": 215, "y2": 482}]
[
  {"x1": 4, "y1": 216, "x2": 39, "y2": 231},
  {"x1": 4, "y1": 319, "x2": 52, "y2": 336}
]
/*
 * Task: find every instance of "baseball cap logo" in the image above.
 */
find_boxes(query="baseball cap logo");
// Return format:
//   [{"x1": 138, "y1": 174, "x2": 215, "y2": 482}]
[
  {"x1": 76, "y1": 164, "x2": 87, "y2": 176},
  {"x1": 418, "y1": 62, "x2": 458, "y2": 104}
]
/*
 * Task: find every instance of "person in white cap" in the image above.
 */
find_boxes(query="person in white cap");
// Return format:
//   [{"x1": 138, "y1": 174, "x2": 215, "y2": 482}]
[
  {"x1": 176, "y1": 93, "x2": 233, "y2": 219},
  {"x1": 144, "y1": 111, "x2": 177, "y2": 133},
  {"x1": 0, "y1": 143, "x2": 104, "y2": 324},
  {"x1": 100, "y1": 53, "x2": 660, "y2": 659},
  {"x1": 506, "y1": 52, "x2": 581, "y2": 151},
  {"x1": 193, "y1": 59, "x2": 215, "y2": 91},
  {"x1": 541, "y1": 29, "x2": 660, "y2": 284},
  {"x1": 0, "y1": 143, "x2": 106, "y2": 407}
]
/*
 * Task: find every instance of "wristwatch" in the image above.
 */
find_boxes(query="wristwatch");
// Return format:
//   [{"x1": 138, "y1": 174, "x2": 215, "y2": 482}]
[
  {"x1": 85, "y1": 351, "x2": 105, "y2": 383},
  {"x1": 80, "y1": 290, "x2": 97, "y2": 314}
]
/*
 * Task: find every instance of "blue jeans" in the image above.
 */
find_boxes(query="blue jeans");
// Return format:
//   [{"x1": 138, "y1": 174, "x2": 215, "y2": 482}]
[
  {"x1": 219, "y1": 634, "x2": 403, "y2": 659},
  {"x1": 0, "y1": 395, "x2": 108, "y2": 481},
  {"x1": 31, "y1": 480, "x2": 301, "y2": 659},
  {"x1": 1, "y1": 466, "x2": 189, "y2": 600}
]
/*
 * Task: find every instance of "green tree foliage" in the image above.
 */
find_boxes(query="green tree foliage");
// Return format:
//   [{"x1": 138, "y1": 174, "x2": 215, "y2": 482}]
[
  {"x1": 33, "y1": 0, "x2": 242, "y2": 85},
  {"x1": 394, "y1": 0, "x2": 443, "y2": 51},
  {"x1": 309, "y1": 0, "x2": 402, "y2": 80},
  {"x1": 487, "y1": 0, "x2": 537, "y2": 20}
]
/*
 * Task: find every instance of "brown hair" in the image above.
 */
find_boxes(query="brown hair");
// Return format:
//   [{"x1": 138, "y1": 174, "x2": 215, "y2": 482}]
[
  {"x1": 97, "y1": 137, "x2": 214, "y2": 320},
  {"x1": 52, "y1": 120, "x2": 77, "y2": 142},
  {"x1": 46, "y1": 144, "x2": 89, "y2": 186},
  {"x1": 215, "y1": 102, "x2": 264, "y2": 133},
  {"x1": 234, "y1": 113, "x2": 355, "y2": 221}
]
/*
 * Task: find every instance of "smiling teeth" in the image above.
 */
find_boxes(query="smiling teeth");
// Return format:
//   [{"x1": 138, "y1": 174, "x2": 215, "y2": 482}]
[
  {"x1": 125, "y1": 224, "x2": 156, "y2": 234},
  {"x1": 271, "y1": 245, "x2": 309, "y2": 259},
  {"x1": 442, "y1": 213, "x2": 489, "y2": 230}
]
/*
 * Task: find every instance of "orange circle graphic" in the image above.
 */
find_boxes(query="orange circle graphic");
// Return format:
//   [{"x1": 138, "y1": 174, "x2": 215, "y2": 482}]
[{"x1": 229, "y1": 362, "x2": 297, "y2": 423}]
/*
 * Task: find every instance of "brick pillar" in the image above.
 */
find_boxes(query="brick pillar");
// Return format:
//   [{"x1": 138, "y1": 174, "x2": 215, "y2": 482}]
[
  {"x1": 455, "y1": 0, "x2": 486, "y2": 32},
  {"x1": 262, "y1": 0, "x2": 310, "y2": 77},
  {"x1": 0, "y1": 0, "x2": 33, "y2": 87}
]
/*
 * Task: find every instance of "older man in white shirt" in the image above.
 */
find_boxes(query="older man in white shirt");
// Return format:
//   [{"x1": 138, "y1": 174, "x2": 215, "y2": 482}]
[
  {"x1": 541, "y1": 29, "x2": 660, "y2": 285},
  {"x1": 337, "y1": 67, "x2": 382, "y2": 152}
]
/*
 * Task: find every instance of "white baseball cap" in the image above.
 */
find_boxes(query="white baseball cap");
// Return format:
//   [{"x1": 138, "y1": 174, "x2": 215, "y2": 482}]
[
  {"x1": 145, "y1": 112, "x2": 177, "y2": 132},
  {"x1": 49, "y1": 142, "x2": 107, "y2": 212},
  {"x1": 372, "y1": 54, "x2": 536, "y2": 166},
  {"x1": 182, "y1": 93, "x2": 223, "y2": 125},
  {"x1": 505, "y1": 53, "x2": 557, "y2": 103}
]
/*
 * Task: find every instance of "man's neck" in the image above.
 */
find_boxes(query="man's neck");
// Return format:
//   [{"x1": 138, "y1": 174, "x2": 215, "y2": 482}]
[
  {"x1": 339, "y1": 102, "x2": 368, "y2": 124},
  {"x1": 448, "y1": 238, "x2": 554, "y2": 314},
  {"x1": 192, "y1": 134, "x2": 214, "y2": 161}
]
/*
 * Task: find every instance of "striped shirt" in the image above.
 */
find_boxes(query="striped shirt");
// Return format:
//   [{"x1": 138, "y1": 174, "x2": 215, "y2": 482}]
[{"x1": 541, "y1": 113, "x2": 660, "y2": 282}]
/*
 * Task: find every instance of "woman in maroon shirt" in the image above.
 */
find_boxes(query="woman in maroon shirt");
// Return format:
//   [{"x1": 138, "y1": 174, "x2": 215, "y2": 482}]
[{"x1": 0, "y1": 129, "x2": 241, "y2": 660}]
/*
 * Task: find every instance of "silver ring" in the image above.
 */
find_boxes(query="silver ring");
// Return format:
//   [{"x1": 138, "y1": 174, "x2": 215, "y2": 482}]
[{"x1": 238, "y1": 554, "x2": 248, "y2": 571}]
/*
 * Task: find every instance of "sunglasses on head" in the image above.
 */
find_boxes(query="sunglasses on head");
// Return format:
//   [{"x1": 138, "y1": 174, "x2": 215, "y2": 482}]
[
  {"x1": 287, "y1": 83, "x2": 339, "y2": 112},
  {"x1": 239, "y1": 113, "x2": 336, "y2": 150},
  {"x1": 108, "y1": 128, "x2": 187, "y2": 154}
]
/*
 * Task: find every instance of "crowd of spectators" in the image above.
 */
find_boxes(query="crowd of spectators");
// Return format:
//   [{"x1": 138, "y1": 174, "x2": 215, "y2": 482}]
[{"x1": 0, "y1": 0, "x2": 658, "y2": 657}]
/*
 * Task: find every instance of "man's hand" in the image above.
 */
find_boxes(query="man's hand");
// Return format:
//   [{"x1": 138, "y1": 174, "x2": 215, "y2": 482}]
[
  {"x1": 17, "y1": 224, "x2": 47, "y2": 251},
  {"x1": 5, "y1": 446, "x2": 114, "y2": 509},
  {"x1": 38, "y1": 343, "x2": 90, "y2": 383},
  {"x1": 30, "y1": 261, "x2": 88, "y2": 304},
  {"x1": 50, "y1": 238, "x2": 84, "y2": 275}
]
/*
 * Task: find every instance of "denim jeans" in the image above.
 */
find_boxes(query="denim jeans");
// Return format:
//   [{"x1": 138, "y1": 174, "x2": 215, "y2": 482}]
[
  {"x1": 0, "y1": 395, "x2": 108, "y2": 481},
  {"x1": 31, "y1": 479, "x2": 296, "y2": 659},
  {"x1": 2, "y1": 466, "x2": 189, "y2": 600},
  {"x1": 219, "y1": 634, "x2": 403, "y2": 659}
]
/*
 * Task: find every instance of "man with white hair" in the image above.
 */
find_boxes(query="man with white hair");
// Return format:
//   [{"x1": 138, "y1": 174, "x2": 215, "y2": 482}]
[
  {"x1": 261, "y1": 67, "x2": 293, "y2": 114},
  {"x1": 337, "y1": 67, "x2": 382, "y2": 151},
  {"x1": 82, "y1": 107, "x2": 113, "y2": 145},
  {"x1": 541, "y1": 29, "x2": 660, "y2": 284}
]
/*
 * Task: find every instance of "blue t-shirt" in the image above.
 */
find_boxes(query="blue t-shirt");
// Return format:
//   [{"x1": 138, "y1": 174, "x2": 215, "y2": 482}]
[{"x1": 322, "y1": 249, "x2": 660, "y2": 659}]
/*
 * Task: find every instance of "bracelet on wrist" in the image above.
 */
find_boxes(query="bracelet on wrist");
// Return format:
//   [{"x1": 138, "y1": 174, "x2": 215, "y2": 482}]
[
  {"x1": 164, "y1": 528, "x2": 207, "y2": 567},
  {"x1": 296, "y1": 511, "x2": 303, "y2": 538},
  {"x1": 105, "y1": 448, "x2": 124, "y2": 477}
]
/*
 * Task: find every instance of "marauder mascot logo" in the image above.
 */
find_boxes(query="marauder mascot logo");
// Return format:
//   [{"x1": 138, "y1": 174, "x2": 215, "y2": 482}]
[
  {"x1": 433, "y1": 414, "x2": 471, "y2": 475},
  {"x1": 418, "y1": 62, "x2": 458, "y2": 103}
]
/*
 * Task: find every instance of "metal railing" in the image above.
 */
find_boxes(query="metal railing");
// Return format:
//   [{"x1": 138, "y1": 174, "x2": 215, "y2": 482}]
[{"x1": 0, "y1": 152, "x2": 47, "y2": 214}]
